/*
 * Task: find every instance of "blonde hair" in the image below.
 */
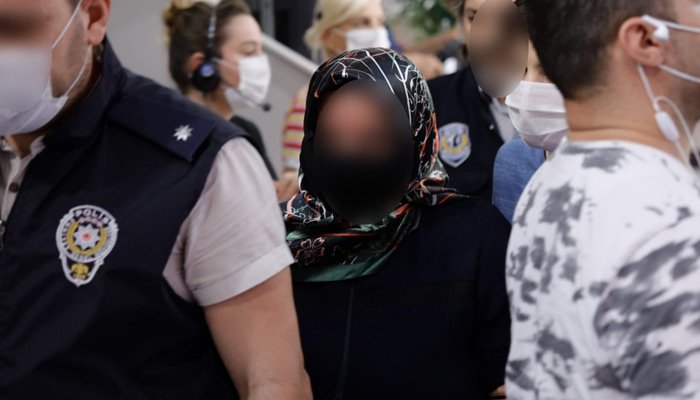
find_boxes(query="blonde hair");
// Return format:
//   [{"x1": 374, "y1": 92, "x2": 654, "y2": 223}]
[{"x1": 304, "y1": 0, "x2": 372, "y2": 59}]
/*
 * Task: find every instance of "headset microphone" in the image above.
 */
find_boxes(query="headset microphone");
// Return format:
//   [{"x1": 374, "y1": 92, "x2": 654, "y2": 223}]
[{"x1": 229, "y1": 87, "x2": 272, "y2": 112}]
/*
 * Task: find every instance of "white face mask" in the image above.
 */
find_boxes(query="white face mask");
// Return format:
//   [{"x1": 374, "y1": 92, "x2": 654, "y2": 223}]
[
  {"x1": 217, "y1": 54, "x2": 271, "y2": 110},
  {"x1": 336, "y1": 27, "x2": 391, "y2": 51},
  {"x1": 506, "y1": 80, "x2": 568, "y2": 151},
  {"x1": 0, "y1": 0, "x2": 90, "y2": 136},
  {"x1": 639, "y1": 15, "x2": 700, "y2": 174}
]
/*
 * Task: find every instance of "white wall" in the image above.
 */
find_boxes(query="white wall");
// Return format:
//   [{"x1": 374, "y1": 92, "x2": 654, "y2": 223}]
[{"x1": 108, "y1": 0, "x2": 316, "y2": 175}]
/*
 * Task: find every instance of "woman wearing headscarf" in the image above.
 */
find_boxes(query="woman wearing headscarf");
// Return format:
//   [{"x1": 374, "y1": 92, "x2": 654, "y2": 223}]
[
  {"x1": 283, "y1": 48, "x2": 511, "y2": 399},
  {"x1": 276, "y1": 0, "x2": 445, "y2": 201}
]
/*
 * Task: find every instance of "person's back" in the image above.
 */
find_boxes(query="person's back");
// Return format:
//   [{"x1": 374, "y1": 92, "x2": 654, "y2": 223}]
[
  {"x1": 508, "y1": 139, "x2": 700, "y2": 399},
  {"x1": 506, "y1": 0, "x2": 700, "y2": 398}
]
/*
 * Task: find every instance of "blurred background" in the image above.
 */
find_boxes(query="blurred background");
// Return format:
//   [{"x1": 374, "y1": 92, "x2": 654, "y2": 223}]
[{"x1": 109, "y1": 0, "x2": 461, "y2": 174}]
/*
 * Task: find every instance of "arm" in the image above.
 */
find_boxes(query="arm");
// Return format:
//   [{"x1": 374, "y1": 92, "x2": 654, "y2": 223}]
[
  {"x1": 179, "y1": 138, "x2": 311, "y2": 399},
  {"x1": 205, "y1": 268, "x2": 311, "y2": 400}
]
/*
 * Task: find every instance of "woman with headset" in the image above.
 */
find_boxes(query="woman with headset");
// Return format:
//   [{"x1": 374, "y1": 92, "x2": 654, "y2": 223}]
[{"x1": 163, "y1": 0, "x2": 277, "y2": 179}]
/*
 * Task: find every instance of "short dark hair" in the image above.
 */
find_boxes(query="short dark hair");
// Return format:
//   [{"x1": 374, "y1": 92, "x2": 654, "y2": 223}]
[
  {"x1": 163, "y1": 0, "x2": 251, "y2": 93},
  {"x1": 523, "y1": 0, "x2": 671, "y2": 99}
]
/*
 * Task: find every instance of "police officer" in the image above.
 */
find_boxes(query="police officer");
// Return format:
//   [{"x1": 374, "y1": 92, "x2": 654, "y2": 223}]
[
  {"x1": 0, "y1": 1, "x2": 311, "y2": 398},
  {"x1": 429, "y1": 0, "x2": 521, "y2": 200}
]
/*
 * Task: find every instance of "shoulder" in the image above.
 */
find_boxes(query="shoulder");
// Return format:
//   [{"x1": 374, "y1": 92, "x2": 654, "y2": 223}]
[
  {"x1": 231, "y1": 116, "x2": 259, "y2": 135},
  {"x1": 427, "y1": 67, "x2": 474, "y2": 97},
  {"x1": 495, "y1": 137, "x2": 546, "y2": 173},
  {"x1": 107, "y1": 72, "x2": 245, "y2": 162}
]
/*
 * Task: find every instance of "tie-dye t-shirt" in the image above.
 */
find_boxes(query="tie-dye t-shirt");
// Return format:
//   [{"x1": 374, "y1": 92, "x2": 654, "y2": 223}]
[{"x1": 506, "y1": 140, "x2": 700, "y2": 400}]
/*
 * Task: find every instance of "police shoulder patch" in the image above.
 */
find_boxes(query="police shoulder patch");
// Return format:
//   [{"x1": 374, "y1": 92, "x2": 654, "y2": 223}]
[
  {"x1": 109, "y1": 93, "x2": 216, "y2": 162},
  {"x1": 56, "y1": 205, "x2": 119, "y2": 287},
  {"x1": 439, "y1": 122, "x2": 472, "y2": 168}
]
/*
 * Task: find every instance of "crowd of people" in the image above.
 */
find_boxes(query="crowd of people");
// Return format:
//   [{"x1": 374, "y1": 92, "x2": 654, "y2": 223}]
[{"x1": 0, "y1": 0, "x2": 699, "y2": 398}]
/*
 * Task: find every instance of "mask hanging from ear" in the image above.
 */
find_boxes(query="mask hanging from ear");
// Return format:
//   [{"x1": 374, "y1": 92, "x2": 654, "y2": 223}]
[{"x1": 639, "y1": 15, "x2": 700, "y2": 175}]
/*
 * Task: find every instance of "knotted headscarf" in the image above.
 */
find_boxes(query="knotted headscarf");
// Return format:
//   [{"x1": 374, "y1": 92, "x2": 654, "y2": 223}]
[{"x1": 283, "y1": 48, "x2": 460, "y2": 282}]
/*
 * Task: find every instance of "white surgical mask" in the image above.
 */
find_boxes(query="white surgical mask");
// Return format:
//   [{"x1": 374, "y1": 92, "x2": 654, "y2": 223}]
[
  {"x1": 217, "y1": 54, "x2": 271, "y2": 110},
  {"x1": 0, "y1": 0, "x2": 90, "y2": 136},
  {"x1": 335, "y1": 27, "x2": 391, "y2": 51},
  {"x1": 506, "y1": 80, "x2": 568, "y2": 151},
  {"x1": 639, "y1": 15, "x2": 700, "y2": 174}
]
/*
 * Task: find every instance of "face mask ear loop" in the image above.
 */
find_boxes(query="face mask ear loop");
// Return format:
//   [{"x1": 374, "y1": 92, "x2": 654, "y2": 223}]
[
  {"x1": 61, "y1": 46, "x2": 92, "y2": 100},
  {"x1": 657, "y1": 95, "x2": 700, "y2": 169},
  {"x1": 638, "y1": 64, "x2": 689, "y2": 161},
  {"x1": 638, "y1": 64, "x2": 663, "y2": 113},
  {"x1": 52, "y1": 0, "x2": 85, "y2": 50}
]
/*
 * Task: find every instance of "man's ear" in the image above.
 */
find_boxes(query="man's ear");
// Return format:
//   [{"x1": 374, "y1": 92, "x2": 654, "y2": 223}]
[
  {"x1": 187, "y1": 52, "x2": 206, "y2": 76},
  {"x1": 84, "y1": 0, "x2": 111, "y2": 46},
  {"x1": 618, "y1": 16, "x2": 667, "y2": 67}
]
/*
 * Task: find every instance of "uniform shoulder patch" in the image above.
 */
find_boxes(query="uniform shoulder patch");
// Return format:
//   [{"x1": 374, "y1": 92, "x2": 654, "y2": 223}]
[
  {"x1": 439, "y1": 122, "x2": 472, "y2": 168},
  {"x1": 108, "y1": 93, "x2": 216, "y2": 162}
]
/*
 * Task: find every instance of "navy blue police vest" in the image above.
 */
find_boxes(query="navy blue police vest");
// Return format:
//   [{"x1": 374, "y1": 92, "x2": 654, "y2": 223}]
[
  {"x1": 428, "y1": 67, "x2": 504, "y2": 201},
  {"x1": 0, "y1": 42, "x2": 242, "y2": 399}
]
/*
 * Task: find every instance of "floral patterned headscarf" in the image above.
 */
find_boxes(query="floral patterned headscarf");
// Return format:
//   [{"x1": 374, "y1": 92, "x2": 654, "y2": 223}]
[{"x1": 283, "y1": 48, "x2": 460, "y2": 282}]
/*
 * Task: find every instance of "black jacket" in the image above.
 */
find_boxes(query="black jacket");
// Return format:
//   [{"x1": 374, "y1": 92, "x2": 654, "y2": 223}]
[
  {"x1": 429, "y1": 68, "x2": 505, "y2": 200},
  {"x1": 294, "y1": 199, "x2": 511, "y2": 399}
]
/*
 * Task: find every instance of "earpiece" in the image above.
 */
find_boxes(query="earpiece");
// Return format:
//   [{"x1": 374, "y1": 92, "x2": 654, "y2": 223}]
[
  {"x1": 642, "y1": 15, "x2": 670, "y2": 42},
  {"x1": 191, "y1": 8, "x2": 221, "y2": 93}
]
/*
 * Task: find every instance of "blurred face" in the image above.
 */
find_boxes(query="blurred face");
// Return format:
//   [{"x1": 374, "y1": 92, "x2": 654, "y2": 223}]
[
  {"x1": 322, "y1": 0, "x2": 386, "y2": 57},
  {"x1": 218, "y1": 14, "x2": 264, "y2": 89},
  {"x1": 312, "y1": 81, "x2": 414, "y2": 224},
  {"x1": 315, "y1": 84, "x2": 397, "y2": 159},
  {"x1": 0, "y1": 0, "x2": 90, "y2": 97},
  {"x1": 468, "y1": 0, "x2": 528, "y2": 97},
  {"x1": 462, "y1": 0, "x2": 487, "y2": 40}
]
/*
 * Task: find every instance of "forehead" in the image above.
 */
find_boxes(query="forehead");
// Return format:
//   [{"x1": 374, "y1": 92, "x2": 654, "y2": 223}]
[
  {"x1": 223, "y1": 15, "x2": 261, "y2": 43},
  {"x1": 465, "y1": 0, "x2": 487, "y2": 11},
  {"x1": 353, "y1": 0, "x2": 384, "y2": 18}
]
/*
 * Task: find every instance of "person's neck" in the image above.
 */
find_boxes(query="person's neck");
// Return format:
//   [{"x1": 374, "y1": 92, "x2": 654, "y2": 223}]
[
  {"x1": 187, "y1": 90, "x2": 234, "y2": 121},
  {"x1": 565, "y1": 96, "x2": 683, "y2": 161},
  {"x1": 5, "y1": 50, "x2": 102, "y2": 158}
]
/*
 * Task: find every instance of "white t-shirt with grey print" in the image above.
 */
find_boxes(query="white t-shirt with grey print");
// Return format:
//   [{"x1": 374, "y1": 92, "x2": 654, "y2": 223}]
[{"x1": 506, "y1": 139, "x2": 700, "y2": 400}]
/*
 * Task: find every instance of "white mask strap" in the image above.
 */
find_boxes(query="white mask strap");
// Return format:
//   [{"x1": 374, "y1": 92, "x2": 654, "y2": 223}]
[
  {"x1": 62, "y1": 46, "x2": 92, "y2": 99},
  {"x1": 643, "y1": 15, "x2": 700, "y2": 36},
  {"x1": 659, "y1": 64, "x2": 700, "y2": 84},
  {"x1": 637, "y1": 64, "x2": 662, "y2": 112},
  {"x1": 52, "y1": 0, "x2": 85, "y2": 49}
]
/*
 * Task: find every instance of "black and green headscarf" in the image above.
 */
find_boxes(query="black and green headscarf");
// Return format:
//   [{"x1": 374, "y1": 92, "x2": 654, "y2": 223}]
[{"x1": 283, "y1": 48, "x2": 460, "y2": 282}]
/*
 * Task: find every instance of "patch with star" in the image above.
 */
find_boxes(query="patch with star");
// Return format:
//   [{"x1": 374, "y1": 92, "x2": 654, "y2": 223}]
[{"x1": 55, "y1": 205, "x2": 119, "y2": 287}]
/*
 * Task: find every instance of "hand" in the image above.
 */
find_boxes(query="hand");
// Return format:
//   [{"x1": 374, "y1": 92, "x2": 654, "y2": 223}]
[
  {"x1": 404, "y1": 52, "x2": 444, "y2": 80},
  {"x1": 490, "y1": 385, "x2": 507, "y2": 399},
  {"x1": 276, "y1": 169, "x2": 300, "y2": 202}
]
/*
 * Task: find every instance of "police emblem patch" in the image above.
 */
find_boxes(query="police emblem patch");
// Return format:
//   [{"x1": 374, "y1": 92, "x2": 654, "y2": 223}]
[
  {"x1": 56, "y1": 205, "x2": 119, "y2": 287},
  {"x1": 439, "y1": 122, "x2": 472, "y2": 168}
]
